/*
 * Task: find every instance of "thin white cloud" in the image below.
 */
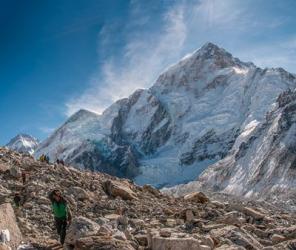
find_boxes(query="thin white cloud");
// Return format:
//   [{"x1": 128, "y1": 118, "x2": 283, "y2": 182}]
[
  {"x1": 38, "y1": 126, "x2": 55, "y2": 134},
  {"x1": 66, "y1": 2, "x2": 187, "y2": 116},
  {"x1": 238, "y1": 40, "x2": 296, "y2": 73},
  {"x1": 193, "y1": 0, "x2": 246, "y2": 29},
  {"x1": 65, "y1": 0, "x2": 294, "y2": 116}
]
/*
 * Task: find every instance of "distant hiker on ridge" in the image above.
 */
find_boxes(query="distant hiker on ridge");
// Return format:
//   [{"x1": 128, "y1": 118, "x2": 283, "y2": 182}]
[
  {"x1": 39, "y1": 154, "x2": 50, "y2": 164},
  {"x1": 39, "y1": 154, "x2": 45, "y2": 162},
  {"x1": 21, "y1": 170, "x2": 27, "y2": 184},
  {"x1": 56, "y1": 159, "x2": 65, "y2": 165},
  {"x1": 48, "y1": 189, "x2": 72, "y2": 245}
]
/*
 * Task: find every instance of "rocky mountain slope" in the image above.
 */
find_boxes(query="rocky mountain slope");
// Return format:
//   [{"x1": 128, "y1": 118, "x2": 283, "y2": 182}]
[
  {"x1": 6, "y1": 134, "x2": 39, "y2": 155},
  {"x1": 1, "y1": 148, "x2": 296, "y2": 250},
  {"x1": 164, "y1": 89, "x2": 296, "y2": 210},
  {"x1": 35, "y1": 43, "x2": 296, "y2": 188}
]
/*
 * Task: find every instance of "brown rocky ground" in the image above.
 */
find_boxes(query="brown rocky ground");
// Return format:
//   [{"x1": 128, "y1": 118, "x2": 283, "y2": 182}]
[{"x1": 0, "y1": 147, "x2": 295, "y2": 250}]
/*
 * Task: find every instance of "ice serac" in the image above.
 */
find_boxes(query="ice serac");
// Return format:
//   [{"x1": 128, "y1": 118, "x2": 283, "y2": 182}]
[
  {"x1": 35, "y1": 42, "x2": 296, "y2": 187},
  {"x1": 5, "y1": 134, "x2": 39, "y2": 155}
]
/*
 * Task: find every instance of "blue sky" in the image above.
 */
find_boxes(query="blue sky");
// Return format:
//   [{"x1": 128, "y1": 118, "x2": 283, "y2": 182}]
[{"x1": 1, "y1": 0, "x2": 296, "y2": 145}]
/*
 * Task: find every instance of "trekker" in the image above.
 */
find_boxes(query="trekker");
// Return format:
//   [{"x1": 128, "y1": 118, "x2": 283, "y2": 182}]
[
  {"x1": 45, "y1": 155, "x2": 50, "y2": 164},
  {"x1": 48, "y1": 189, "x2": 72, "y2": 245},
  {"x1": 21, "y1": 171, "x2": 27, "y2": 185},
  {"x1": 39, "y1": 154, "x2": 45, "y2": 162},
  {"x1": 13, "y1": 193, "x2": 21, "y2": 208}
]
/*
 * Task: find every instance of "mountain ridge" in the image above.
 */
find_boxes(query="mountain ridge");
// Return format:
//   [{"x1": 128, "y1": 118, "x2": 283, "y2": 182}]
[{"x1": 34, "y1": 42, "x2": 296, "y2": 192}]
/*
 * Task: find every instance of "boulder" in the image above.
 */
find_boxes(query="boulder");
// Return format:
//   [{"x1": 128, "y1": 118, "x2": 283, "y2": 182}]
[
  {"x1": 135, "y1": 234, "x2": 148, "y2": 246},
  {"x1": 75, "y1": 236, "x2": 135, "y2": 250},
  {"x1": 152, "y1": 236, "x2": 201, "y2": 250},
  {"x1": 67, "y1": 186, "x2": 89, "y2": 201},
  {"x1": 200, "y1": 245, "x2": 211, "y2": 250},
  {"x1": 184, "y1": 192, "x2": 209, "y2": 204},
  {"x1": 143, "y1": 184, "x2": 161, "y2": 197},
  {"x1": 97, "y1": 225, "x2": 113, "y2": 236},
  {"x1": 0, "y1": 244, "x2": 11, "y2": 250},
  {"x1": 65, "y1": 216, "x2": 100, "y2": 245},
  {"x1": 227, "y1": 229, "x2": 263, "y2": 249},
  {"x1": 103, "y1": 180, "x2": 137, "y2": 200},
  {"x1": 215, "y1": 244, "x2": 244, "y2": 250},
  {"x1": 185, "y1": 209, "x2": 195, "y2": 222},
  {"x1": 166, "y1": 219, "x2": 177, "y2": 227},
  {"x1": 271, "y1": 234, "x2": 285, "y2": 243},
  {"x1": 0, "y1": 164, "x2": 9, "y2": 173},
  {"x1": 243, "y1": 207, "x2": 265, "y2": 220},
  {"x1": 113, "y1": 230, "x2": 127, "y2": 241},
  {"x1": 159, "y1": 229, "x2": 172, "y2": 238},
  {"x1": 199, "y1": 235, "x2": 215, "y2": 249},
  {"x1": 219, "y1": 211, "x2": 243, "y2": 225},
  {"x1": 0, "y1": 203, "x2": 22, "y2": 249},
  {"x1": 9, "y1": 165, "x2": 21, "y2": 178},
  {"x1": 231, "y1": 205, "x2": 265, "y2": 220},
  {"x1": 104, "y1": 214, "x2": 121, "y2": 221}
]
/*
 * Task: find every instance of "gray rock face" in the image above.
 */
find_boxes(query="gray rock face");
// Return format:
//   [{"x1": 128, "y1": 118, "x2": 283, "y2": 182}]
[
  {"x1": 167, "y1": 89, "x2": 296, "y2": 210},
  {"x1": 180, "y1": 128, "x2": 239, "y2": 165},
  {"x1": 199, "y1": 89, "x2": 296, "y2": 205}
]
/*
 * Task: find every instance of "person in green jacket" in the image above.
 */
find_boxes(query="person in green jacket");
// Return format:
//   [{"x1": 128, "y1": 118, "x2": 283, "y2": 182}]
[{"x1": 48, "y1": 189, "x2": 72, "y2": 245}]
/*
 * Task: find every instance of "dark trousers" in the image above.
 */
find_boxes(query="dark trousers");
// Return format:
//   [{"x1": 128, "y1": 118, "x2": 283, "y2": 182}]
[{"x1": 55, "y1": 217, "x2": 67, "y2": 244}]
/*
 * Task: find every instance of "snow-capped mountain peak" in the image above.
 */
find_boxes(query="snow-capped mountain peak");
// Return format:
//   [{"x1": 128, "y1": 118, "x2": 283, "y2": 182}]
[
  {"x1": 35, "y1": 42, "x2": 296, "y2": 191},
  {"x1": 6, "y1": 134, "x2": 39, "y2": 155}
]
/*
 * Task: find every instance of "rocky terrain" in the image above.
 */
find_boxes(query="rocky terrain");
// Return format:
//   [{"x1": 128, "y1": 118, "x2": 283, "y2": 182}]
[
  {"x1": 1, "y1": 148, "x2": 296, "y2": 250},
  {"x1": 34, "y1": 42, "x2": 296, "y2": 188}
]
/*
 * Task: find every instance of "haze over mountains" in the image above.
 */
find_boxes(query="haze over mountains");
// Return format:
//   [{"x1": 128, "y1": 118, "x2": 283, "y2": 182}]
[{"x1": 20, "y1": 42, "x2": 295, "y2": 200}]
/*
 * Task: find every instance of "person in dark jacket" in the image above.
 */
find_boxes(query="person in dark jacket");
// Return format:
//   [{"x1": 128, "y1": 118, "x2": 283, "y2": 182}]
[
  {"x1": 13, "y1": 192, "x2": 21, "y2": 207},
  {"x1": 21, "y1": 171, "x2": 27, "y2": 185},
  {"x1": 48, "y1": 189, "x2": 72, "y2": 245}
]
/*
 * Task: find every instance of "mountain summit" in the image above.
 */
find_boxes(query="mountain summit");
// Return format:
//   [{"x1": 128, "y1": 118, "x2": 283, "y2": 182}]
[
  {"x1": 6, "y1": 134, "x2": 39, "y2": 155},
  {"x1": 35, "y1": 43, "x2": 296, "y2": 190}
]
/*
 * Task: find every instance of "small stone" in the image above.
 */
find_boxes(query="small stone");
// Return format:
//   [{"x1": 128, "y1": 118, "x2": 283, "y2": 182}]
[
  {"x1": 166, "y1": 219, "x2": 177, "y2": 227},
  {"x1": 200, "y1": 236, "x2": 215, "y2": 249},
  {"x1": 113, "y1": 230, "x2": 127, "y2": 241},
  {"x1": 160, "y1": 229, "x2": 172, "y2": 238},
  {"x1": 271, "y1": 234, "x2": 285, "y2": 243},
  {"x1": 185, "y1": 209, "x2": 195, "y2": 222},
  {"x1": 103, "y1": 180, "x2": 137, "y2": 200},
  {"x1": 135, "y1": 234, "x2": 148, "y2": 246},
  {"x1": 98, "y1": 225, "x2": 113, "y2": 236},
  {"x1": 184, "y1": 192, "x2": 209, "y2": 204},
  {"x1": 200, "y1": 245, "x2": 211, "y2": 250}
]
